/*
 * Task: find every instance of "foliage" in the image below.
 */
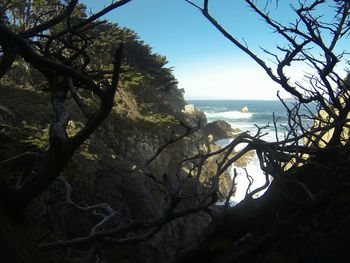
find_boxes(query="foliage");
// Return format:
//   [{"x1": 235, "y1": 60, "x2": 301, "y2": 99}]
[
  {"x1": 0, "y1": 2, "x2": 202, "y2": 263},
  {"x1": 82, "y1": 21, "x2": 181, "y2": 109},
  {"x1": 8, "y1": 0, "x2": 350, "y2": 262}
]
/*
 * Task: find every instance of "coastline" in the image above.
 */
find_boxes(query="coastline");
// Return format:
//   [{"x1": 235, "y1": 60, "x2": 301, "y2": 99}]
[{"x1": 188, "y1": 100, "x2": 286, "y2": 203}]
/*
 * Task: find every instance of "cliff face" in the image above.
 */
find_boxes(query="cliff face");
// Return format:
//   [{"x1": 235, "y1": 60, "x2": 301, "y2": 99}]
[
  {"x1": 0, "y1": 21, "x2": 236, "y2": 262},
  {"x1": 73, "y1": 89, "x2": 233, "y2": 262},
  {"x1": 0, "y1": 81, "x2": 233, "y2": 262}
]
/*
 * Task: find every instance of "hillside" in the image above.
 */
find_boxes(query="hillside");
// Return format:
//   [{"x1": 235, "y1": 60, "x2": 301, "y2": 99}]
[{"x1": 0, "y1": 20, "x2": 233, "y2": 262}]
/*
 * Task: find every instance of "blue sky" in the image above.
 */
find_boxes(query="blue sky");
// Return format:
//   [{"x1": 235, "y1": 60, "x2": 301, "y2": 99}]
[{"x1": 80, "y1": 0, "x2": 346, "y2": 100}]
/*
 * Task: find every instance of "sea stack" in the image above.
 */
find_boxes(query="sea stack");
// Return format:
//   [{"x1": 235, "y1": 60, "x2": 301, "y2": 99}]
[{"x1": 241, "y1": 106, "x2": 249, "y2": 113}]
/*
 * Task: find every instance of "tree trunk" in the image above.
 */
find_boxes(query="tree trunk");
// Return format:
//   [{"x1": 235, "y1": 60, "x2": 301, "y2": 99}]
[{"x1": 0, "y1": 204, "x2": 43, "y2": 263}]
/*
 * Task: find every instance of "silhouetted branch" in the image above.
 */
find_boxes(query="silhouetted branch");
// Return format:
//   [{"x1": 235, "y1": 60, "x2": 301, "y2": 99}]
[{"x1": 144, "y1": 121, "x2": 200, "y2": 166}]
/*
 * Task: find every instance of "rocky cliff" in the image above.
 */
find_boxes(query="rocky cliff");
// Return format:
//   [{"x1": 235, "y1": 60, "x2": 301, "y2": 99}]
[
  {"x1": 0, "y1": 20, "x2": 238, "y2": 262},
  {"x1": 0, "y1": 82, "x2": 234, "y2": 262}
]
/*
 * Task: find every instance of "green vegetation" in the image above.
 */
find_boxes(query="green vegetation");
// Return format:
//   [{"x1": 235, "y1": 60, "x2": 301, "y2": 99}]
[
  {"x1": 0, "y1": 2, "x2": 199, "y2": 262},
  {"x1": 4, "y1": 1, "x2": 350, "y2": 263}
]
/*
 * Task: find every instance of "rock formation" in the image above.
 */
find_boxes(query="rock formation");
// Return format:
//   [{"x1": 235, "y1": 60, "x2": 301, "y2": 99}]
[
  {"x1": 0, "y1": 83, "x2": 233, "y2": 263},
  {"x1": 241, "y1": 106, "x2": 249, "y2": 113},
  {"x1": 203, "y1": 120, "x2": 240, "y2": 142}
]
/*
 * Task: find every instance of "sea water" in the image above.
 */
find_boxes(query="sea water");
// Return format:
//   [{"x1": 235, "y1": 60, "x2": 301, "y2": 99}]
[{"x1": 188, "y1": 100, "x2": 300, "y2": 204}]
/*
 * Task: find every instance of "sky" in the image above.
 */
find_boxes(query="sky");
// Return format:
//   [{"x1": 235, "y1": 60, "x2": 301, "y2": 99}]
[{"x1": 80, "y1": 0, "x2": 347, "y2": 100}]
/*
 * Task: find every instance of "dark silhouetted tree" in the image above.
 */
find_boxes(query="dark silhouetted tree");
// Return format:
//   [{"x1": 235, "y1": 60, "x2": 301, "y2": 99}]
[
  {"x1": 177, "y1": 0, "x2": 350, "y2": 262},
  {"x1": 0, "y1": 1, "x2": 130, "y2": 262}
]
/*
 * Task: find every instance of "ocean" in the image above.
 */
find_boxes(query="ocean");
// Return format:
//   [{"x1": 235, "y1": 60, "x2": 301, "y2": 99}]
[
  {"x1": 187, "y1": 100, "x2": 299, "y2": 204},
  {"x1": 188, "y1": 100, "x2": 291, "y2": 141}
]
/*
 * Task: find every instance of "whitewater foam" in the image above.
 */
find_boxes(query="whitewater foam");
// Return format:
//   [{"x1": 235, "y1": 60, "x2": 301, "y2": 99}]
[
  {"x1": 190, "y1": 100, "x2": 291, "y2": 205},
  {"x1": 205, "y1": 111, "x2": 253, "y2": 120},
  {"x1": 230, "y1": 155, "x2": 270, "y2": 203}
]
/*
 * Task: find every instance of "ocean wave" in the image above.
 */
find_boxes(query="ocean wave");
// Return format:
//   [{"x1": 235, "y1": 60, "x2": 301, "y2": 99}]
[
  {"x1": 200, "y1": 106, "x2": 228, "y2": 112},
  {"x1": 205, "y1": 111, "x2": 252, "y2": 120}
]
